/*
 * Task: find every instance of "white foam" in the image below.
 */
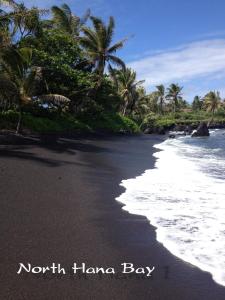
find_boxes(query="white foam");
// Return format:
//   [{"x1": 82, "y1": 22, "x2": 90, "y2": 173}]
[{"x1": 116, "y1": 132, "x2": 225, "y2": 286}]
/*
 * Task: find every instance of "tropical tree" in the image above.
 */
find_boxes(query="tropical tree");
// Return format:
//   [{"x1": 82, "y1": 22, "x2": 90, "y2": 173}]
[
  {"x1": 80, "y1": 16, "x2": 126, "y2": 85},
  {"x1": 204, "y1": 91, "x2": 221, "y2": 120},
  {"x1": 130, "y1": 86, "x2": 146, "y2": 115},
  {"x1": 0, "y1": 1, "x2": 14, "y2": 47},
  {"x1": 166, "y1": 83, "x2": 183, "y2": 112},
  {"x1": 156, "y1": 84, "x2": 165, "y2": 114},
  {"x1": 0, "y1": 47, "x2": 70, "y2": 133},
  {"x1": 110, "y1": 67, "x2": 144, "y2": 115},
  {"x1": 51, "y1": 3, "x2": 90, "y2": 36},
  {"x1": 192, "y1": 95, "x2": 203, "y2": 111},
  {"x1": 0, "y1": 0, "x2": 47, "y2": 43}
]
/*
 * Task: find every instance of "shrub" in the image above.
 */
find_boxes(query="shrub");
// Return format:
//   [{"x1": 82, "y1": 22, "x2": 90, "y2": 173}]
[{"x1": 81, "y1": 113, "x2": 140, "y2": 133}]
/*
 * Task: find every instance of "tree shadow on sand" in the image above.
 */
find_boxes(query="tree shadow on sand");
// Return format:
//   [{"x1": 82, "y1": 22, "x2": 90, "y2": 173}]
[{"x1": 0, "y1": 134, "x2": 113, "y2": 167}]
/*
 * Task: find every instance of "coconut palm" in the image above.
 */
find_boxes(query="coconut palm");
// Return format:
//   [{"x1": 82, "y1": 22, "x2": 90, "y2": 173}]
[
  {"x1": 192, "y1": 95, "x2": 203, "y2": 111},
  {"x1": 156, "y1": 84, "x2": 165, "y2": 114},
  {"x1": 166, "y1": 83, "x2": 183, "y2": 112},
  {"x1": 204, "y1": 91, "x2": 221, "y2": 119},
  {"x1": 0, "y1": 47, "x2": 70, "y2": 133},
  {"x1": 110, "y1": 67, "x2": 144, "y2": 115},
  {"x1": 80, "y1": 16, "x2": 126, "y2": 82},
  {"x1": 51, "y1": 3, "x2": 90, "y2": 36}
]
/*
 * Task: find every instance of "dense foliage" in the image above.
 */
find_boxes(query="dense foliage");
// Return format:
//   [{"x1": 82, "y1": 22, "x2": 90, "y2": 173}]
[{"x1": 0, "y1": 1, "x2": 225, "y2": 134}]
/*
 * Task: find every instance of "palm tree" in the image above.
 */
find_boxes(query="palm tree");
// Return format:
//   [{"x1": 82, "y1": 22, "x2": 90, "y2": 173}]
[
  {"x1": 166, "y1": 83, "x2": 183, "y2": 112},
  {"x1": 80, "y1": 16, "x2": 126, "y2": 83},
  {"x1": 204, "y1": 91, "x2": 221, "y2": 123},
  {"x1": 51, "y1": 3, "x2": 90, "y2": 36},
  {"x1": 156, "y1": 84, "x2": 165, "y2": 114},
  {"x1": 0, "y1": 47, "x2": 70, "y2": 133},
  {"x1": 192, "y1": 95, "x2": 203, "y2": 111},
  {"x1": 110, "y1": 67, "x2": 144, "y2": 115}
]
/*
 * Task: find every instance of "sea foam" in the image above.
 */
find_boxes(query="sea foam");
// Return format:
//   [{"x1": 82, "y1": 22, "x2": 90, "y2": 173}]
[{"x1": 116, "y1": 130, "x2": 225, "y2": 286}]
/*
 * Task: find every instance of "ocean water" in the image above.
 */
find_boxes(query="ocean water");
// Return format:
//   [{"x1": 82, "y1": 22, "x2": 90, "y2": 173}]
[{"x1": 116, "y1": 129, "x2": 225, "y2": 286}]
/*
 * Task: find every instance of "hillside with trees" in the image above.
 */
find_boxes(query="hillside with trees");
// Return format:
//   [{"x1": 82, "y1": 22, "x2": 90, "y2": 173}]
[{"x1": 1, "y1": 1, "x2": 225, "y2": 135}]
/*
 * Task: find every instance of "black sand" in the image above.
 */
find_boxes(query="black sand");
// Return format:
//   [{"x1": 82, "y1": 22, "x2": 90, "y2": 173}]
[{"x1": 0, "y1": 134, "x2": 225, "y2": 300}]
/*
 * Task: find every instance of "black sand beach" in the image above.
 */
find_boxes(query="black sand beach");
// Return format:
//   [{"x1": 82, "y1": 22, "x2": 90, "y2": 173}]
[{"x1": 0, "y1": 134, "x2": 225, "y2": 300}]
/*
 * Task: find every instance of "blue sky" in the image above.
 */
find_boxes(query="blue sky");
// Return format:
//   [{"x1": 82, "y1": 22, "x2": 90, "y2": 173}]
[{"x1": 23, "y1": 0, "x2": 225, "y2": 101}]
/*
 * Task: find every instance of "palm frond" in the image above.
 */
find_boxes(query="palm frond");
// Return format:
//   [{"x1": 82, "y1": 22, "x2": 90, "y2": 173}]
[
  {"x1": 81, "y1": 26, "x2": 98, "y2": 46},
  {"x1": 0, "y1": 73, "x2": 18, "y2": 94},
  {"x1": 107, "y1": 16, "x2": 115, "y2": 40},
  {"x1": 90, "y1": 16, "x2": 102, "y2": 33},
  {"x1": 108, "y1": 55, "x2": 125, "y2": 68},
  {"x1": 79, "y1": 37, "x2": 98, "y2": 52},
  {"x1": 135, "y1": 80, "x2": 145, "y2": 86},
  {"x1": 38, "y1": 94, "x2": 70, "y2": 107},
  {"x1": 108, "y1": 39, "x2": 126, "y2": 53},
  {"x1": 61, "y1": 3, "x2": 72, "y2": 18},
  {"x1": 51, "y1": 5, "x2": 69, "y2": 32},
  {"x1": 80, "y1": 8, "x2": 90, "y2": 26}
]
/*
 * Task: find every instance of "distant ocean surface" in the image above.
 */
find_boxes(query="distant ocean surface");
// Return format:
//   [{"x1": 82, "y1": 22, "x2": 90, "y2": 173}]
[{"x1": 116, "y1": 129, "x2": 225, "y2": 286}]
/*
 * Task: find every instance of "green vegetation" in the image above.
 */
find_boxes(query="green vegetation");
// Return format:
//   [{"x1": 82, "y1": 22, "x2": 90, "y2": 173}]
[
  {"x1": 141, "y1": 110, "x2": 225, "y2": 133},
  {"x1": 0, "y1": 1, "x2": 225, "y2": 135},
  {"x1": 0, "y1": 110, "x2": 140, "y2": 134}
]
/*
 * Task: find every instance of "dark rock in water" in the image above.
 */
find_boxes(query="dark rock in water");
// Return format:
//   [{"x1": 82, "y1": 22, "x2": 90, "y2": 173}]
[
  {"x1": 156, "y1": 127, "x2": 166, "y2": 135},
  {"x1": 208, "y1": 122, "x2": 225, "y2": 129},
  {"x1": 144, "y1": 127, "x2": 165, "y2": 135},
  {"x1": 169, "y1": 133, "x2": 176, "y2": 138},
  {"x1": 174, "y1": 125, "x2": 186, "y2": 132},
  {"x1": 185, "y1": 125, "x2": 193, "y2": 135},
  {"x1": 172, "y1": 124, "x2": 193, "y2": 135},
  {"x1": 144, "y1": 128, "x2": 152, "y2": 134},
  {"x1": 191, "y1": 122, "x2": 210, "y2": 137}
]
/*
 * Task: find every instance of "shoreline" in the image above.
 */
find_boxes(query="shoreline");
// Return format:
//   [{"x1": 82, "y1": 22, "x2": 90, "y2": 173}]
[
  {"x1": 116, "y1": 131, "x2": 225, "y2": 289},
  {"x1": 1, "y1": 134, "x2": 225, "y2": 299}
]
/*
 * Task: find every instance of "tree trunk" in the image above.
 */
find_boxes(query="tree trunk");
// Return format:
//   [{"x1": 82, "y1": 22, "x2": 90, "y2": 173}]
[
  {"x1": 122, "y1": 101, "x2": 128, "y2": 116},
  {"x1": 207, "y1": 110, "x2": 214, "y2": 127},
  {"x1": 91, "y1": 71, "x2": 104, "y2": 101},
  {"x1": 16, "y1": 108, "x2": 22, "y2": 134},
  {"x1": 160, "y1": 98, "x2": 163, "y2": 114}
]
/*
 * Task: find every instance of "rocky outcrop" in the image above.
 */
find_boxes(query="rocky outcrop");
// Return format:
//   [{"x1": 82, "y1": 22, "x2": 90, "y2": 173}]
[
  {"x1": 144, "y1": 127, "x2": 166, "y2": 135},
  {"x1": 191, "y1": 122, "x2": 210, "y2": 137},
  {"x1": 185, "y1": 125, "x2": 193, "y2": 135}
]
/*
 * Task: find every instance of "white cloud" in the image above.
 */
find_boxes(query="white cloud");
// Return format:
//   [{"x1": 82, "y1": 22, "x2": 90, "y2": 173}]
[{"x1": 128, "y1": 39, "x2": 225, "y2": 89}]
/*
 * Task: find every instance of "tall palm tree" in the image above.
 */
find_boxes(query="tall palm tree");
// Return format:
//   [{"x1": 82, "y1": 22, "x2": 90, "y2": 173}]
[
  {"x1": 166, "y1": 83, "x2": 183, "y2": 112},
  {"x1": 204, "y1": 91, "x2": 221, "y2": 123},
  {"x1": 0, "y1": 47, "x2": 70, "y2": 133},
  {"x1": 192, "y1": 95, "x2": 203, "y2": 111},
  {"x1": 156, "y1": 84, "x2": 165, "y2": 114},
  {"x1": 80, "y1": 16, "x2": 126, "y2": 82},
  {"x1": 51, "y1": 3, "x2": 90, "y2": 36},
  {"x1": 110, "y1": 67, "x2": 144, "y2": 115}
]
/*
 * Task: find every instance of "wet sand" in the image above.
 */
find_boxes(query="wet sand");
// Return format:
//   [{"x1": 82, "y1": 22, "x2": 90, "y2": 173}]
[{"x1": 0, "y1": 134, "x2": 225, "y2": 300}]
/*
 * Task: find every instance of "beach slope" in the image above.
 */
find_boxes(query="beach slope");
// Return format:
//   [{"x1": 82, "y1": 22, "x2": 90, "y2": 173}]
[{"x1": 0, "y1": 134, "x2": 225, "y2": 300}]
